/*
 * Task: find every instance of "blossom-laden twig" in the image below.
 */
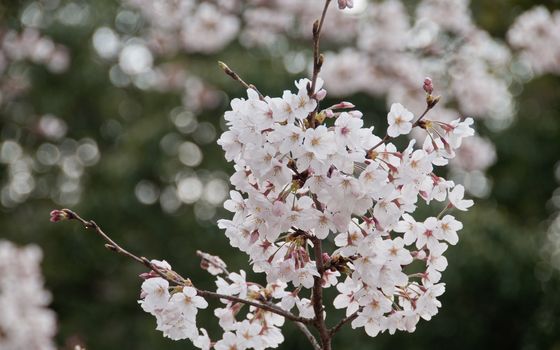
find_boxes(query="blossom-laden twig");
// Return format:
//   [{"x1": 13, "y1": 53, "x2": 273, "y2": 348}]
[
  {"x1": 309, "y1": 0, "x2": 332, "y2": 98},
  {"x1": 218, "y1": 61, "x2": 264, "y2": 100},
  {"x1": 51, "y1": 0, "x2": 477, "y2": 349},
  {"x1": 50, "y1": 209, "x2": 316, "y2": 344},
  {"x1": 214, "y1": 48, "x2": 474, "y2": 350}
]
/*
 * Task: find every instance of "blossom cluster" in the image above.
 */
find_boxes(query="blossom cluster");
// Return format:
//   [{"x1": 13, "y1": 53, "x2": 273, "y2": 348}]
[
  {"x1": 0, "y1": 23, "x2": 91, "y2": 209},
  {"x1": 0, "y1": 240, "x2": 57, "y2": 350},
  {"x1": 89, "y1": 0, "x2": 512, "y2": 204},
  {"x1": 216, "y1": 77, "x2": 473, "y2": 338},
  {"x1": 508, "y1": 6, "x2": 560, "y2": 75},
  {"x1": 0, "y1": 135, "x2": 100, "y2": 208},
  {"x1": 319, "y1": 0, "x2": 508, "y2": 175},
  {"x1": 138, "y1": 259, "x2": 290, "y2": 349},
  {"x1": 0, "y1": 27, "x2": 69, "y2": 108},
  {"x1": 137, "y1": 71, "x2": 475, "y2": 347},
  {"x1": 139, "y1": 260, "x2": 209, "y2": 342}
]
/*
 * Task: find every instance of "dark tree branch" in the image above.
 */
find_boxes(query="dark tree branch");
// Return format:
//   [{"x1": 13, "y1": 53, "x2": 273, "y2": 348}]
[
  {"x1": 295, "y1": 321, "x2": 322, "y2": 350},
  {"x1": 54, "y1": 209, "x2": 313, "y2": 325},
  {"x1": 218, "y1": 61, "x2": 265, "y2": 100},
  {"x1": 329, "y1": 308, "x2": 362, "y2": 336},
  {"x1": 309, "y1": 0, "x2": 332, "y2": 96},
  {"x1": 310, "y1": 236, "x2": 331, "y2": 350}
]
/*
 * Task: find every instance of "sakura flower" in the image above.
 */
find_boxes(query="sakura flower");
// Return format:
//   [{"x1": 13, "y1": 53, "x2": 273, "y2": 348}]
[
  {"x1": 415, "y1": 284, "x2": 445, "y2": 321},
  {"x1": 416, "y1": 217, "x2": 440, "y2": 250},
  {"x1": 351, "y1": 313, "x2": 384, "y2": 337},
  {"x1": 384, "y1": 237, "x2": 413, "y2": 265},
  {"x1": 235, "y1": 320, "x2": 261, "y2": 348},
  {"x1": 296, "y1": 298, "x2": 316, "y2": 318},
  {"x1": 387, "y1": 103, "x2": 414, "y2": 137},
  {"x1": 425, "y1": 243, "x2": 449, "y2": 285},
  {"x1": 214, "y1": 331, "x2": 246, "y2": 350},
  {"x1": 139, "y1": 277, "x2": 170, "y2": 314},
  {"x1": 303, "y1": 125, "x2": 337, "y2": 159},
  {"x1": 193, "y1": 328, "x2": 211, "y2": 350},
  {"x1": 334, "y1": 112, "x2": 364, "y2": 148},
  {"x1": 434, "y1": 214, "x2": 462, "y2": 245},
  {"x1": 217, "y1": 270, "x2": 248, "y2": 298},
  {"x1": 168, "y1": 286, "x2": 208, "y2": 317},
  {"x1": 448, "y1": 184, "x2": 474, "y2": 211},
  {"x1": 333, "y1": 277, "x2": 361, "y2": 316}
]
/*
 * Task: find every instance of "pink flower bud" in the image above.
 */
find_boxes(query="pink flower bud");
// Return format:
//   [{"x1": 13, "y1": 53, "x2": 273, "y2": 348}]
[
  {"x1": 338, "y1": 0, "x2": 354, "y2": 9},
  {"x1": 49, "y1": 209, "x2": 70, "y2": 223},
  {"x1": 315, "y1": 88, "x2": 327, "y2": 101},
  {"x1": 423, "y1": 77, "x2": 434, "y2": 94},
  {"x1": 329, "y1": 101, "x2": 355, "y2": 110},
  {"x1": 139, "y1": 272, "x2": 154, "y2": 280}
]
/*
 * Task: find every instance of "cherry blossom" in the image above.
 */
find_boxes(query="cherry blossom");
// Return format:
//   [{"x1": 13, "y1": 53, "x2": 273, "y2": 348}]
[
  {"x1": 0, "y1": 240, "x2": 57, "y2": 350},
  {"x1": 50, "y1": 2, "x2": 480, "y2": 349},
  {"x1": 387, "y1": 103, "x2": 414, "y2": 137}
]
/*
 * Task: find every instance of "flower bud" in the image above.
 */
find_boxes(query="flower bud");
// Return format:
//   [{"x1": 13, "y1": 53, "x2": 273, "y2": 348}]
[
  {"x1": 328, "y1": 101, "x2": 355, "y2": 110},
  {"x1": 315, "y1": 88, "x2": 327, "y2": 101},
  {"x1": 423, "y1": 77, "x2": 434, "y2": 94},
  {"x1": 338, "y1": 0, "x2": 354, "y2": 9},
  {"x1": 427, "y1": 94, "x2": 440, "y2": 109},
  {"x1": 315, "y1": 111, "x2": 327, "y2": 124},
  {"x1": 49, "y1": 209, "x2": 70, "y2": 222}
]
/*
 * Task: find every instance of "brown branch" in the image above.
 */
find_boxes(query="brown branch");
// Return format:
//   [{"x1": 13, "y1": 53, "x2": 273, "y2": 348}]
[
  {"x1": 309, "y1": 0, "x2": 332, "y2": 97},
  {"x1": 53, "y1": 209, "x2": 313, "y2": 325},
  {"x1": 295, "y1": 321, "x2": 321, "y2": 350},
  {"x1": 196, "y1": 290, "x2": 313, "y2": 324},
  {"x1": 412, "y1": 104, "x2": 433, "y2": 128},
  {"x1": 310, "y1": 236, "x2": 331, "y2": 350},
  {"x1": 218, "y1": 61, "x2": 264, "y2": 100},
  {"x1": 329, "y1": 308, "x2": 362, "y2": 336}
]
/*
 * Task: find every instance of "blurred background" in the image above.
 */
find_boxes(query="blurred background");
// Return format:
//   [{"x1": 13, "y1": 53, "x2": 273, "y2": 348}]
[{"x1": 1, "y1": 0, "x2": 560, "y2": 349}]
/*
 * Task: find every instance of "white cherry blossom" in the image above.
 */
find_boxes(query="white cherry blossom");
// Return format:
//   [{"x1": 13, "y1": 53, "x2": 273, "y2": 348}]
[{"x1": 387, "y1": 103, "x2": 414, "y2": 137}]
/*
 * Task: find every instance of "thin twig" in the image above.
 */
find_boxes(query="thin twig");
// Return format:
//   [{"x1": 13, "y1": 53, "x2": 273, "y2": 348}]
[
  {"x1": 196, "y1": 290, "x2": 313, "y2": 324},
  {"x1": 309, "y1": 0, "x2": 332, "y2": 96},
  {"x1": 56, "y1": 209, "x2": 313, "y2": 325},
  {"x1": 412, "y1": 105, "x2": 432, "y2": 127},
  {"x1": 310, "y1": 236, "x2": 331, "y2": 350},
  {"x1": 218, "y1": 61, "x2": 265, "y2": 100},
  {"x1": 329, "y1": 308, "x2": 362, "y2": 335},
  {"x1": 295, "y1": 321, "x2": 321, "y2": 350}
]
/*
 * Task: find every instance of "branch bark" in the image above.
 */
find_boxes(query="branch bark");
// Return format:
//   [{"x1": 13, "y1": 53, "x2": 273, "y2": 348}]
[
  {"x1": 310, "y1": 236, "x2": 331, "y2": 350},
  {"x1": 218, "y1": 61, "x2": 264, "y2": 100},
  {"x1": 329, "y1": 308, "x2": 361, "y2": 336},
  {"x1": 57, "y1": 209, "x2": 313, "y2": 325},
  {"x1": 309, "y1": 0, "x2": 332, "y2": 96},
  {"x1": 295, "y1": 321, "x2": 322, "y2": 350}
]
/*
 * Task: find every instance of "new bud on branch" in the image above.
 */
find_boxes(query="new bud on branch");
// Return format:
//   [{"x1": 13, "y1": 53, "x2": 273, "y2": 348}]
[
  {"x1": 337, "y1": 0, "x2": 354, "y2": 10},
  {"x1": 49, "y1": 209, "x2": 72, "y2": 222},
  {"x1": 423, "y1": 77, "x2": 434, "y2": 94}
]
